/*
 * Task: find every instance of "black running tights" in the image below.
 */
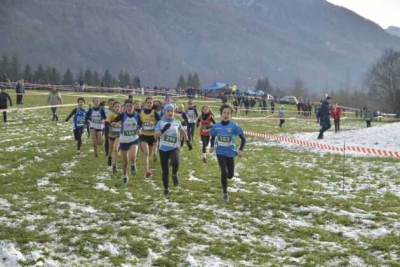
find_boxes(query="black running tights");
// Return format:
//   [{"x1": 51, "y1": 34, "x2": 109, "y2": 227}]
[
  {"x1": 187, "y1": 123, "x2": 195, "y2": 141},
  {"x1": 73, "y1": 128, "x2": 83, "y2": 151},
  {"x1": 217, "y1": 155, "x2": 235, "y2": 194},
  {"x1": 159, "y1": 148, "x2": 180, "y2": 190},
  {"x1": 201, "y1": 135, "x2": 210, "y2": 153}
]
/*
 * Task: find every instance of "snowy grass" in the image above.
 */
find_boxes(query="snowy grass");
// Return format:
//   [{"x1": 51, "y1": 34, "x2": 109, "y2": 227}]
[{"x1": 0, "y1": 93, "x2": 399, "y2": 266}]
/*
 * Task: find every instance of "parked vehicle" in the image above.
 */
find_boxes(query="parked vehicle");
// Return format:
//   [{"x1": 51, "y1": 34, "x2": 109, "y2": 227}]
[{"x1": 280, "y1": 96, "x2": 299, "y2": 105}]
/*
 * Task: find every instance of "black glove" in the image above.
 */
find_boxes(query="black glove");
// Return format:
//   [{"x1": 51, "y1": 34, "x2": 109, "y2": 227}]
[
  {"x1": 186, "y1": 140, "x2": 193, "y2": 150},
  {"x1": 161, "y1": 123, "x2": 171, "y2": 134},
  {"x1": 65, "y1": 119, "x2": 68, "y2": 122}
]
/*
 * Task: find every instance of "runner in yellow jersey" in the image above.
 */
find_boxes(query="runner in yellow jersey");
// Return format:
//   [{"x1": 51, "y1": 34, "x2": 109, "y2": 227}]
[{"x1": 139, "y1": 97, "x2": 161, "y2": 178}]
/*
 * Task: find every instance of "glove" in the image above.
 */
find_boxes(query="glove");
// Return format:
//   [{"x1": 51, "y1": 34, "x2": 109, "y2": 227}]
[
  {"x1": 161, "y1": 123, "x2": 171, "y2": 134},
  {"x1": 65, "y1": 119, "x2": 68, "y2": 122},
  {"x1": 186, "y1": 140, "x2": 193, "y2": 151}
]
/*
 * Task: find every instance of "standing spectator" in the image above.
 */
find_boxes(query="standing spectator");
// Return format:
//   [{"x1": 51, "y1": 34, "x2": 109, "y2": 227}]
[
  {"x1": 243, "y1": 96, "x2": 250, "y2": 115},
  {"x1": 79, "y1": 79, "x2": 85, "y2": 92},
  {"x1": 314, "y1": 102, "x2": 321, "y2": 123},
  {"x1": 2, "y1": 73, "x2": 10, "y2": 88},
  {"x1": 270, "y1": 100, "x2": 275, "y2": 114},
  {"x1": 317, "y1": 96, "x2": 332, "y2": 139},
  {"x1": 365, "y1": 108, "x2": 373, "y2": 128},
  {"x1": 330, "y1": 102, "x2": 343, "y2": 133},
  {"x1": 0, "y1": 86, "x2": 12, "y2": 122},
  {"x1": 47, "y1": 86, "x2": 63, "y2": 121},
  {"x1": 15, "y1": 79, "x2": 25, "y2": 105}
]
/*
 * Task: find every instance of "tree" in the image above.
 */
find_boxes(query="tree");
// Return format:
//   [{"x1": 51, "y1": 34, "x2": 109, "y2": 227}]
[
  {"x1": 176, "y1": 74, "x2": 186, "y2": 89},
  {"x1": 49, "y1": 67, "x2": 61, "y2": 84},
  {"x1": 22, "y1": 64, "x2": 33, "y2": 82},
  {"x1": 118, "y1": 70, "x2": 125, "y2": 87},
  {"x1": 291, "y1": 79, "x2": 309, "y2": 99},
  {"x1": 34, "y1": 64, "x2": 46, "y2": 83},
  {"x1": 366, "y1": 49, "x2": 400, "y2": 112},
  {"x1": 123, "y1": 71, "x2": 131, "y2": 87},
  {"x1": 9, "y1": 52, "x2": 21, "y2": 81},
  {"x1": 187, "y1": 73, "x2": 193, "y2": 87},
  {"x1": 45, "y1": 66, "x2": 52, "y2": 83},
  {"x1": 0, "y1": 53, "x2": 10, "y2": 77},
  {"x1": 255, "y1": 76, "x2": 273, "y2": 94},
  {"x1": 84, "y1": 67, "x2": 93, "y2": 85},
  {"x1": 102, "y1": 69, "x2": 113, "y2": 86},
  {"x1": 93, "y1": 71, "x2": 100, "y2": 86},
  {"x1": 77, "y1": 68, "x2": 84, "y2": 83},
  {"x1": 63, "y1": 68, "x2": 74, "y2": 85},
  {"x1": 133, "y1": 76, "x2": 141, "y2": 88},
  {"x1": 192, "y1": 72, "x2": 201, "y2": 89}
]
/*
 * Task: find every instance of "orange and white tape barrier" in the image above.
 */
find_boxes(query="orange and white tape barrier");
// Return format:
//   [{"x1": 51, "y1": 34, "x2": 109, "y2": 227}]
[{"x1": 244, "y1": 131, "x2": 400, "y2": 158}]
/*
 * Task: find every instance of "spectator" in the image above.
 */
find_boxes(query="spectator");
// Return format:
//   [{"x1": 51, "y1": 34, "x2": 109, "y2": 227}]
[
  {"x1": 330, "y1": 102, "x2": 343, "y2": 133},
  {"x1": 0, "y1": 86, "x2": 12, "y2": 122},
  {"x1": 15, "y1": 79, "x2": 25, "y2": 105},
  {"x1": 365, "y1": 108, "x2": 373, "y2": 128},
  {"x1": 317, "y1": 96, "x2": 332, "y2": 139},
  {"x1": 47, "y1": 86, "x2": 63, "y2": 121}
]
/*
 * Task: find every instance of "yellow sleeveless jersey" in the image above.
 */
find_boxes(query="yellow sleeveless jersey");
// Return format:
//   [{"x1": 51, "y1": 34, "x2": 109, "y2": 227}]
[
  {"x1": 140, "y1": 110, "x2": 157, "y2": 136},
  {"x1": 173, "y1": 113, "x2": 184, "y2": 123},
  {"x1": 106, "y1": 112, "x2": 120, "y2": 138}
]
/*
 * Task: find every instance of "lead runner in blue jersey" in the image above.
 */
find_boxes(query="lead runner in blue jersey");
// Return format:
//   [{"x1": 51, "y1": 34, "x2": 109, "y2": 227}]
[
  {"x1": 65, "y1": 98, "x2": 87, "y2": 157},
  {"x1": 210, "y1": 104, "x2": 246, "y2": 202},
  {"x1": 154, "y1": 103, "x2": 192, "y2": 197}
]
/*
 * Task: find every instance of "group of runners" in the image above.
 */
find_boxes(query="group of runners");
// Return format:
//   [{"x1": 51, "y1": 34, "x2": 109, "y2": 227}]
[{"x1": 65, "y1": 96, "x2": 246, "y2": 202}]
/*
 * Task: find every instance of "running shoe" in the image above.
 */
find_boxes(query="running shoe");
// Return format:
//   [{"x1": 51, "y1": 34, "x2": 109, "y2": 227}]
[
  {"x1": 221, "y1": 194, "x2": 229, "y2": 202},
  {"x1": 164, "y1": 189, "x2": 170, "y2": 197},
  {"x1": 112, "y1": 165, "x2": 117, "y2": 173},
  {"x1": 130, "y1": 165, "x2": 136, "y2": 175},
  {"x1": 202, "y1": 157, "x2": 207, "y2": 163},
  {"x1": 172, "y1": 174, "x2": 179, "y2": 186},
  {"x1": 145, "y1": 170, "x2": 153, "y2": 178},
  {"x1": 122, "y1": 177, "x2": 128, "y2": 187},
  {"x1": 76, "y1": 151, "x2": 81, "y2": 157}
]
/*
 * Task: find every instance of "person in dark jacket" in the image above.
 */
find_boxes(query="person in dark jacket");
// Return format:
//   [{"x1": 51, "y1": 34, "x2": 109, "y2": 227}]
[
  {"x1": 0, "y1": 86, "x2": 12, "y2": 122},
  {"x1": 15, "y1": 79, "x2": 25, "y2": 105},
  {"x1": 316, "y1": 96, "x2": 332, "y2": 139}
]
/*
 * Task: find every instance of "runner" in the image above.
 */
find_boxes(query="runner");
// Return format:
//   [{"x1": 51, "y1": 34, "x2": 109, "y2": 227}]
[
  {"x1": 176, "y1": 104, "x2": 188, "y2": 147},
  {"x1": 111, "y1": 99, "x2": 142, "y2": 186},
  {"x1": 0, "y1": 86, "x2": 12, "y2": 123},
  {"x1": 104, "y1": 98, "x2": 115, "y2": 158},
  {"x1": 278, "y1": 105, "x2": 285, "y2": 128},
  {"x1": 85, "y1": 97, "x2": 107, "y2": 157},
  {"x1": 210, "y1": 104, "x2": 246, "y2": 202},
  {"x1": 196, "y1": 105, "x2": 215, "y2": 163},
  {"x1": 105, "y1": 101, "x2": 121, "y2": 173},
  {"x1": 65, "y1": 98, "x2": 87, "y2": 156},
  {"x1": 139, "y1": 97, "x2": 161, "y2": 178},
  {"x1": 185, "y1": 100, "x2": 198, "y2": 142},
  {"x1": 154, "y1": 103, "x2": 192, "y2": 197}
]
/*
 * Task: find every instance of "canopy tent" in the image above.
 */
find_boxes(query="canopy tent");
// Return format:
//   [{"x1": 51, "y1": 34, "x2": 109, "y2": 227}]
[
  {"x1": 203, "y1": 82, "x2": 228, "y2": 91},
  {"x1": 256, "y1": 90, "x2": 265, "y2": 96}
]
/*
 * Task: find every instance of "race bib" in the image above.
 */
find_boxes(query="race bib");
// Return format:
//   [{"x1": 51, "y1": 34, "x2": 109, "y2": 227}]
[
  {"x1": 142, "y1": 122, "x2": 155, "y2": 131},
  {"x1": 92, "y1": 118, "x2": 101, "y2": 123},
  {"x1": 164, "y1": 135, "x2": 177, "y2": 143},
  {"x1": 77, "y1": 116, "x2": 85, "y2": 127},
  {"x1": 217, "y1": 135, "x2": 232, "y2": 146},
  {"x1": 202, "y1": 125, "x2": 212, "y2": 131},
  {"x1": 124, "y1": 130, "x2": 136, "y2": 136},
  {"x1": 111, "y1": 127, "x2": 121, "y2": 134}
]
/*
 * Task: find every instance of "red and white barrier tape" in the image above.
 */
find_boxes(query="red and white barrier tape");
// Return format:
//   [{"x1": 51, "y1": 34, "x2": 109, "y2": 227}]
[{"x1": 244, "y1": 131, "x2": 400, "y2": 158}]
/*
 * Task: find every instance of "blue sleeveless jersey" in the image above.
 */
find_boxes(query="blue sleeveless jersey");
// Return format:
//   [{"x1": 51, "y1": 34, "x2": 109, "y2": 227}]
[{"x1": 73, "y1": 108, "x2": 87, "y2": 130}]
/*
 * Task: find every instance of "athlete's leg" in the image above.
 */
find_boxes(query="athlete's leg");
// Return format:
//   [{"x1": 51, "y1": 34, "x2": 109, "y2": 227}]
[
  {"x1": 217, "y1": 155, "x2": 228, "y2": 194},
  {"x1": 90, "y1": 129, "x2": 99, "y2": 156},
  {"x1": 226, "y1": 156, "x2": 235, "y2": 179},
  {"x1": 159, "y1": 150, "x2": 170, "y2": 192}
]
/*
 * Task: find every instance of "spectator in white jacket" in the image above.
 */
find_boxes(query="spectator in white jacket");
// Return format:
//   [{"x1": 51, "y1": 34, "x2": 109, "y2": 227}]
[{"x1": 47, "y1": 86, "x2": 63, "y2": 121}]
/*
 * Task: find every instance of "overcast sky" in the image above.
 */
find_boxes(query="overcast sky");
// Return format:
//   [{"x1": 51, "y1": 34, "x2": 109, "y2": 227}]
[{"x1": 327, "y1": 0, "x2": 400, "y2": 29}]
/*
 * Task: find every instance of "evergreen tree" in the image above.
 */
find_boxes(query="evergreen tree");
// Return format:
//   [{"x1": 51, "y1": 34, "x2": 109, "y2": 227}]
[
  {"x1": 192, "y1": 72, "x2": 201, "y2": 89},
  {"x1": 102, "y1": 69, "x2": 113, "y2": 86},
  {"x1": 123, "y1": 71, "x2": 131, "y2": 87},
  {"x1": 34, "y1": 64, "x2": 46, "y2": 83},
  {"x1": 63, "y1": 68, "x2": 74, "y2": 85},
  {"x1": 77, "y1": 68, "x2": 84, "y2": 83},
  {"x1": 176, "y1": 74, "x2": 186, "y2": 89},
  {"x1": 10, "y1": 52, "x2": 21, "y2": 81},
  {"x1": 187, "y1": 73, "x2": 193, "y2": 87},
  {"x1": 84, "y1": 67, "x2": 93, "y2": 85},
  {"x1": 133, "y1": 76, "x2": 141, "y2": 88},
  {"x1": 22, "y1": 63, "x2": 33, "y2": 82},
  {"x1": 45, "y1": 66, "x2": 52, "y2": 83},
  {"x1": 255, "y1": 76, "x2": 273, "y2": 93},
  {"x1": 118, "y1": 70, "x2": 125, "y2": 87},
  {"x1": 49, "y1": 67, "x2": 62, "y2": 84},
  {"x1": 0, "y1": 53, "x2": 10, "y2": 78},
  {"x1": 93, "y1": 71, "x2": 100, "y2": 86}
]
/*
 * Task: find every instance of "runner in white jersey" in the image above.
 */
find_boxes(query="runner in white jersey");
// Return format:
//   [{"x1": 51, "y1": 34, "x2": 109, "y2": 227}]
[
  {"x1": 85, "y1": 98, "x2": 107, "y2": 157},
  {"x1": 185, "y1": 100, "x2": 198, "y2": 142},
  {"x1": 111, "y1": 99, "x2": 142, "y2": 187}
]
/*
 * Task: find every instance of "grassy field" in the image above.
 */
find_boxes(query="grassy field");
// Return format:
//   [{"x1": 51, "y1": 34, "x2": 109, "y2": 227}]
[{"x1": 0, "y1": 91, "x2": 399, "y2": 266}]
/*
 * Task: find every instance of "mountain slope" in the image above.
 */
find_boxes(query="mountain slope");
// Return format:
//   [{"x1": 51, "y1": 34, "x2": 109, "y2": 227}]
[
  {"x1": 386, "y1": 26, "x2": 400, "y2": 38},
  {"x1": 1, "y1": 0, "x2": 399, "y2": 91}
]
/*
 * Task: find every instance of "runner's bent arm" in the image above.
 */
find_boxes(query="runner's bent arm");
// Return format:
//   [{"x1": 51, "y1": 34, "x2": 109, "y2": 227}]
[{"x1": 65, "y1": 108, "x2": 77, "y2": 122}]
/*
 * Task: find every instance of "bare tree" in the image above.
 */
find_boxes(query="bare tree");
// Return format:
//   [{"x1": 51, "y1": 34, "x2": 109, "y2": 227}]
[{"x1": 366, "y1": 49, "x2": 400, "y2": 112}]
